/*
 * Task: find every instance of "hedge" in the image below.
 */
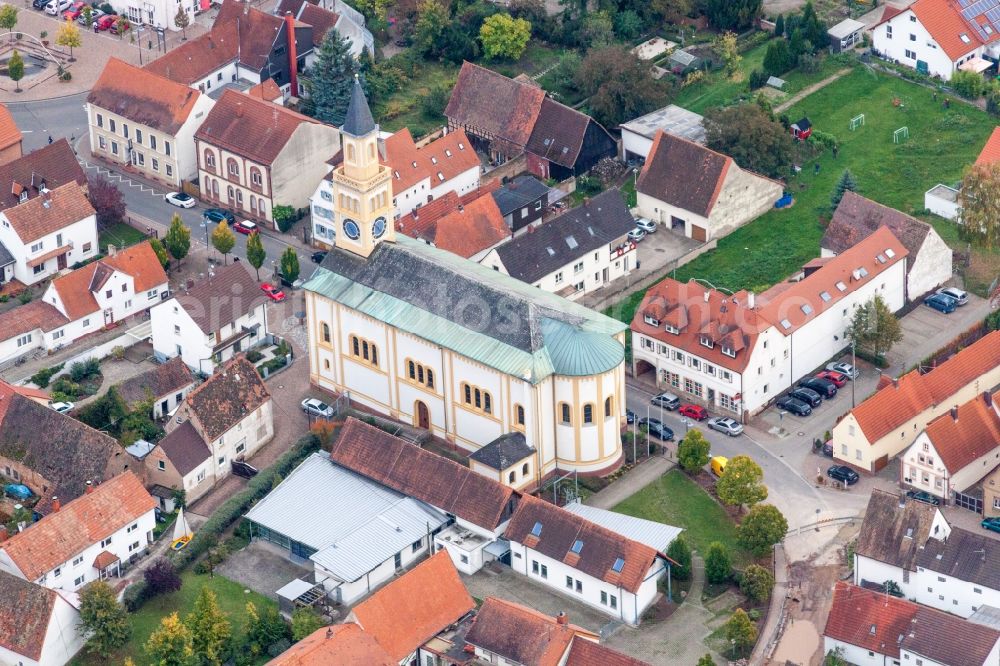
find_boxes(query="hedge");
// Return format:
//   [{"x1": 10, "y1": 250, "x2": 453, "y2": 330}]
[{"x1": 172, "y1": 433, "x2": 321, "y2": 570}]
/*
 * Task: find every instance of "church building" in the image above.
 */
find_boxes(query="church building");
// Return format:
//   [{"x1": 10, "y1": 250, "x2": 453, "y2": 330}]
[{"x1": 303, "y1": 80, "x2": 628, "y2": 480}]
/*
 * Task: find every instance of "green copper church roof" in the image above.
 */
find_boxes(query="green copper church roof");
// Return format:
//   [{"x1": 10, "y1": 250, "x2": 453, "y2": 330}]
[{"x1": 303, "y1": 235, "x2": 626, "y2": 383}]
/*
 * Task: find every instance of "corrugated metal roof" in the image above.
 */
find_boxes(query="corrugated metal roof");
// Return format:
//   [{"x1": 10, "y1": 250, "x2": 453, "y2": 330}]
[
  {"x1": 245, "y1": 453, "x2": 448, "y2": 582},
  {"x1": 563, "y1": 502, "x2": 682, "y2": 553}
]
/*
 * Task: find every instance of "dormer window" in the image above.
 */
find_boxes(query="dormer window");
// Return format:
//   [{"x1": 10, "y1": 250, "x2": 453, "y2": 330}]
[
  {"x1": 18, "y1": 191, "x2": 26, "y2": 203},
  {"x1": 644, "y1": 315, "x2": 659, "y2": 327},
  {"x1": 722, "y1": 345, "x2": 736, "y2": 358},
  {"x1": 700, "y1": 335, "x2": 713, "y2": 349},
  {"x1": 664, "y1": 324, "x2": 679, "y2": 335}
]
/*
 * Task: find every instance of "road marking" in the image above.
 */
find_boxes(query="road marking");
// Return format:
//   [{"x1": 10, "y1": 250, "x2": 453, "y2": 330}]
[{"x1": 79, "y1": 160, "x2": 167, "y2": 199}]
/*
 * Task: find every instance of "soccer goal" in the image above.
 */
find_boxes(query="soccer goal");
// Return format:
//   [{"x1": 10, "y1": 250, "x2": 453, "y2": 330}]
[
  {"x1": 893, "y1": 126, "x2": 909, "y2": 143},
  {"x1": 849, "y1": 114, "x2": 865, "y2": 131}
]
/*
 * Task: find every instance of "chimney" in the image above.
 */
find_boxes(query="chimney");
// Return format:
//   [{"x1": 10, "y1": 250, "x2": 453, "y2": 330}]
[
  {"x1": 107, "y1": 243, "x2": 117, "y2": 257},
  {"x1": 703, "y1": 290, "x2": 710, "y2": 303},
  {"x1": 892, "y1": 377, "x2": 899, "y2": 389},
  {"x1": 556, "y1": 611, "x2": 568, "y2": 625},
  {"x1": 951, "y1": 406, "x2": 959, "y2": 422},
  {"x1": 747, "y1": 291, "x2": 755, "y2": 309},
  {"x1": 985, "y1": 391, "x2": 993, "y2": 408},
  {"x1": 457, "y1": 204, "x2": 464, "y2": 213},
  {"x1": 85, "y1": 480, "x2": 93, "y2": 494},
  {"x1": 236, "y1": 105, "x2": 244, "y2": 118},
  {"x1": 284, "y1": 12, "x2": 299, "y2": 99},
  {"x1": 326, "y1": 627, "x2": 333, "y2": 640},
  {"x1": 0, "y1": 525, "x2": 7, "y2": 543},
  {"x1": 51, "y1": 496, "x2": 60, "y2": 513}
]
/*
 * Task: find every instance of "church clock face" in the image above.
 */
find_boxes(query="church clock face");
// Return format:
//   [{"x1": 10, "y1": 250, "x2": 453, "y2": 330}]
[
  {"x1": 373, "y1": 216, "x2": 387, "y2": 239},
  {"x1": 343, "y1": 219, "x2": 361, "y2": 241}
]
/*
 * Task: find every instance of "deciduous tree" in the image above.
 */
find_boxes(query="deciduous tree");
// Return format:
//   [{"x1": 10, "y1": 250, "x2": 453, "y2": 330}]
[
  {"x1": 246, "y1": 231, "x2": 266, "y2": 280},
  {"x1": 717, "y1": 31, "x2": 743, "y2": 81},
  {"x1": 763, "y1": 39, "x2": 795, "y2": 77},
  {"x1": 666, "y1": 533, "x2": 692, "y2": 581},
  {"x1": 87, "y1": 174, "x2": 127, "y2": 229},
  {"x1": 245, "y1": 601, "x2": 290, "y2": 656},
  {"x1": 280, "y1": 246, "x2": 300, "y2": 283},
  {"x1": 847, "y1": 295, "x2": 903, "y2": 359},
  {"x1": 146, "y1": 612, "x2": 196, "y2": 666},
  {"x1": 0, "y1": 5, "x2": 19, "y2": 43},
  {"x1": 705, "y1": 103, "x2": 793, "y2": 178},
  {"x1": 185, "y1": 586, "x2": 231, "y2": 666},
  {"x1": 580, "y1": 10, "x2": 613, "y2": 48},
  {"x1": 303, "y1": 31, "x2": 356, "y2": 125},
  {"x1": 7, "y1": 49, "x2": 23, "y2": 92},
  {"x1": 414, "y1": 0, "x2": 450, "y2": 58},
  {"x1": 291, "y1": 607, "x2": 323, "y2": 641},
  {"x1": 149, "y1": 238, "x2": 169, "y2": 269},
  {"x1": 576, "y1": 46, "x2": 670, "y2": 128},
  {"x1": 210, "y1": 221, "x2": 235, "y2": 265},
  {"x1": 56, "y1": 18, "x2": 82, "y2": 60},
  {"x1": 738, "y1": 504, "x2": 788, "y2": 556},
  {"x1": 824, "y1": 647, "x2": 849, "y2": 666},
  {"x1": 479, "y1": 13, "x2": 531, "y2": 60},
  {"x1": 724, "y1": 608, "x2": 758, "y2": 657},
  {"x1": 174, "y1": 6, "x2": 190, "y2": 40},
  {"x1": 164, "y1": 214, "x2": 191, "y2": 266},
  {"x1": 717, "y1": 455, "x2": 767, "y2": 507},
  {"x1": 960, "y1": 162, "x2": 1000, "y2": 248},
  {"x1": 651, "y1": 0, "x2": 691, "y2": 23},
  {"x1": 144, "y1": 558, "x2": 182, "y2": 598},
  {"x1": 79, "y1": 581, "x2": 131, "y2": 656},
  {"x1": 739, "y1": 563, "x2": 774, "y2": 602},
  {"x1": 697, "y1": 655, "x2": 717, "y2": 666},
  {"x1": 705, "y1": 542, "x2": 731, "y2": 584},
  {"x1": 678, "y1": 429, "x2": 711, "y2": 474}
]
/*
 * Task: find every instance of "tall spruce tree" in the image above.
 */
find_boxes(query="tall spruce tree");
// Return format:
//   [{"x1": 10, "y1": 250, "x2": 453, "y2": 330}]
[
  {"x1": 303, "y1": 31, "x2": 357, "y2": 125},
  {"x1": 831, "y1": 170, "x2": 858, "y2": 209}
]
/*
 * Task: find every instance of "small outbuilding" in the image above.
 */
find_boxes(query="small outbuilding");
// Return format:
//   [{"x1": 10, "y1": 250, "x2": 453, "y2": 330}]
[
  {"x1": 669, "y1": 49, "x2": 700, "y2": 73},
  {"x1": 828, "y1": 18, "x2": 864, "y2": 52},
  {"x1": 791, "y1": 117, "x2": 813, "y2": 141}
]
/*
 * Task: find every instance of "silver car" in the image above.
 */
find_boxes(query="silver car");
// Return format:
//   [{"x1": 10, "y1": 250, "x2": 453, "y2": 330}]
[
  {"x1": 936, "y1": 287, "x2": 968, "y2": 306},
  {"x1": 707, "y1": 416, "x2": 743, "y2": 437},
  {"x1": 635, "y1": 218, "x2": 657, "y2": 233},
  {"x1": 301, "y1": 398, "x2": 334, "y2": 418},
  {"x1": 627, "y1": 228, "x2": 646, "y2": 243},
  {"x1": 825, "y1": 362, "x2": 859, "y2": 379},
  {"x1": 49, "y1": 401, "x2": 75, "y2": 414}
]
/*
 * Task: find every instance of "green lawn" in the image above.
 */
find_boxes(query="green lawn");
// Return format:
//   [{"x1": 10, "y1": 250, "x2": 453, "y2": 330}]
[
  {"x1": 98, "y1": 222, "x2": 148, "y2": 253},
  {"x1": 672, "y1": 40, "x2": 772, "y2": 115},
  {"x1": 378, "y1": 60, "x2": 460, "y2": 138},
  {"x1": 613, "y1": 469, "x2": 752, "y2": 566},
  {"x1": 611, "y1": 66, "x2": 997, "y2": 325},
  {"x1": 72, "y1": 571, "x2": 277, "y2": 666}
]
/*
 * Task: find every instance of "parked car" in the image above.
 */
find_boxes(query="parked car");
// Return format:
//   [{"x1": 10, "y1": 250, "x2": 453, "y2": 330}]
[
  {"x1": 815, "y1": 370, "x2": 848, "y2": 387},
  {"x1": 710, "y1": 456, "x2": 727, "y2": 477},
  {"x1": 165, "y1": 191, "x2": 196, "y2": 208},
  {"x1": 827, "y1": 465, "x2": 859, "y2": 485},
  {"x1": 982, "y1": 517, "x2": 1000, "y2": 534},
  {"x1": 924, "y1": 293, "x2": 956, "y2": 314},
  {"x1": 679, "y1": 404, "x2": 708, "y2": 421},
  {"x1": 637, "y1": 416, "x2": 662, "y2": 429},
  {"x1": 94, "y1": 14, "x2": 117, "y2": 30},
  {"x1": 63, "y1": 1, "x2": 85, "y2": 19},
  {"x1": 646, "y1": 422, "x2": 674, "y2": 441},
  {"x1": 301, "y1": 398, "x2": 334, "y2": 418},
  {"x1": 635, "y1": 218, "x2": 657, "y2": 233},
  {"x1": 78, "y1": 7, "x2": 104, "y2": 23},
  {"x1": 799, "y1": 377, "x2": 837, "y2": 399},
  {"x1": 776, "y1": 395, "x2": 812, "y2": 417},
  {"x1": 905, "y1": 490, "x2": 941, "y2": 506},
  {"x1": 707, "y1": 416, "x2": 743, "y2": 436},
  {"x1": 627, "y1": 229, "x2": 646, "y2": 243},
  {"x1": 821, "y1": 441, "x2": 833, "y2": 457},
  {"x1": 789, "y1": 387, "x2": 822, "y2": 407},
  {"x1": 45, "y1": 0, "x2": 72, "y2": 15},
  {"x1": 260, "y1": 283, "x2": 286, "y2": 302},
  {"x1": 650, "y1": 392, "x2": 680, "y2": 410},
  {"x1": 311, "y1": 251, "x2": 328, "y2": 264},
  {"x1": 234, "y1": 220, "x2": 258, "y2": 235},
  {"x1": 32, "y1": 0, "x2": 49, "y2": 10},
  {"x1": 936, "y1": 287, "x2": 968, "y2": 306},
  {"x1": 825, "y1": 362, "x2": 859, "y2": 380},
  {"x1": 279, "y1": 274, "x2": 305, "y2": 290},
  {"x1": 625, "y1": 409, "x2": 635, "y2": 424},
  {"x1": 49, "y1": 401, "x2": 74, "y2": 414},
  {"x1": 204, "y1": 208, "x2": 236, "y2": 225},
  {"x1": 109, "y1": 16, "x2": 130, "y2": 33},
  {"x1": 231, "y1": 459, "x2": 258, "y2": 478}
]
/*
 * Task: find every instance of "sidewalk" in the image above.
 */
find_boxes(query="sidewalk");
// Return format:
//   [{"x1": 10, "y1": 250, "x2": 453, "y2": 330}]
[
  {"x1": 752, "y1": 545, "x2": 788, "y2": 665},
  {"x1": 585, "y1": 455, "x2": 674, "y2": 509}
]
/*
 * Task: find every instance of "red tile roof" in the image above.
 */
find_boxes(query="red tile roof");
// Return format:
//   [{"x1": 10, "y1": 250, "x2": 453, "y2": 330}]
[
  {"x1": 0, "y1": 104, "x2": 22, "y2": 155},
  {"x1": 297, "y1": 2, "x2": 339, "y2": 46},
  {"x1": 758, "y1": 226, "x2": 908, "y2": 335},
  {"x1": 397, "y1": 188, "x2": 508, "y2": 258},
  {"x1": 565, "y1": 637, "x2": 651, "y2": 666},
  {"x1": 0, "y1": 472, "x2": 155, "y2": 581},
  {"x1": 851, "y1": 330, "x2": 1000, "y2": 443},
  {"x1": 636, "y1": 131, "x2": 731, "y2": 217},
  {"x1": 910, "y1": 0, "x2": 993, "y2": 62},
  {"x1": 0, "y1": 380, "x2": 49, "y2": 402},
  {"x1": 328, "y1": 417, "x2": 517, "y2": 530},
  {"x1": 267, "y1": 623, "x2": 394, "y2": 665},
  {"x1": 445, "y1": 62, "x2": 546, "y2": 148},
  {"x1": 924, "y1": 391, "x2": 1000, "y2": 474},
  {"x1": 3, "y1": 182, "x2": 94, "y2": 244},
  {"x1": 88, "y1": 58, "x2": 202, "y2": 135},
  {"x1": 0, "y1": 571, "x2": 57, "y2": 661},
  {"x1": 525, "y1": 97, "x2": 593, "y2": 169},
  {"x1": 505, "y1": 495, "x2": 660, "y2": 594},
  {"x1": 976, "y1": 127, "x2": 1000, "y2": 166},
  {"x1": 632, "y1": 279, "x2": 769, "y2": 373},
  {"x1": 195, "y1": 89, "x2": 322, "y2": 166},
  {"x1": 384, "y1": 128, "x2": 480, "y2": 194},
  {"x1": 0, "y1": 300, "x2": 68, "y2": 340},
  {"x1": 351, "y1": 551, "x2": 475, "y2": 662},
  {"x1": 465, "y1": 597, "x2": 597, "y2": 666},
  {"x1": 185, "y1": 355, "x2": 271, "y2": 442},
  {"x1": 247, "y1": 79, "x2": 284, "y2": 102}
]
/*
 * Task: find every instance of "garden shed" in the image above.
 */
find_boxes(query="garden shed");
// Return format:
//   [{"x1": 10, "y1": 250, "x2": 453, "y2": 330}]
[
  {"x1": 791, "y1": 117, "x2": 813, "y2": 141},
  {"x1": 669, "y1": 49, "x2": 700, "y2": 72},
  {"x1": 828, "y1": 18, "x2": 865, "y2": 52}
]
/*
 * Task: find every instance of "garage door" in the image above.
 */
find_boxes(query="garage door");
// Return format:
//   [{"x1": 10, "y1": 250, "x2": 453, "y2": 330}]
[{"x1": 691, "y1": 224, "x2": 707, "y2": 242}]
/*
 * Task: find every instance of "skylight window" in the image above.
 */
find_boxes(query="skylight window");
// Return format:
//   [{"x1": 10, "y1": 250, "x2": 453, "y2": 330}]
[
  {"x1": 531, "y1": 521, "x2": 543, "y2": 537},
  {"x1": 876, "y1": 253, "x2": 887, "y2": 264},
  {"x1": 571, "y1": 540, "x2": 584, "y2": 554},
  {"x1": 858, "y1": 267, "x2": 869, "y2": 277},
  {"x1": 780, "y1": 319, "x2": 792, "y2": 330},
  {"x1": 445, "y1": 149, "x2": 452, "y2": 157},
  {"x1": 546, "y1": 247, "x2": 555, "y2": 256},
  {"x1": 612, "y1": 557, "x2": 625, "y2": 573},
  {"x1": 885, "y1": 248, "x2": 896, "y2": 258},
  {"x1": 566, "y1": 236, "x2": 578, "y2": 249},
  {"x1": 801, "y1": 304, "x2": 813, "y2": 315},
  {"x1": 458, "y1": 142, "x2": 465, "y2": 150},
  {"x1": 961, "y1": 33, "x2": 971, "y2": 43},
  {"x1": 835, "y1": 281, "x2": 847, "y2": 292},
  {"x1": 393, "y1": 170, "x2": 400, "y2": 179},
  {"x1": 820, "y1": 291, "x2": 831, "y2": 302},
  {"x1": 431, "y1": 156, "x2": 438, "y2": 164},
  {"x1": 437, "y1": 172, "x2": 445, "y2": 182}
]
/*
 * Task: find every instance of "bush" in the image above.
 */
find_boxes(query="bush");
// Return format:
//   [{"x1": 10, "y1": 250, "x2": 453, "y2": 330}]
[
  {"x1": 0, "y1": 294, "x2": 7, "y2": 303},
  {"x1": 144, "y1": 558, "x2": 182, "y2": 599},
  {"x1": 122, "y1": 581, "x2": 149, "y2": 612},
  {"x1": 951, "y1": 69, "x2": 985, "y2": 99},
  {"x1": 749, "y1": 69, "x2": 769, "y2": 90},
  {"x1": 31, "y1": 363, "x2": 65, "y2": 388},
  {"x1": 705, "y1": 542, "x2": 732, "y2": 584},
  {"x1": 739, "y1": 563, "x2": 775, "y2": 602},
  {"x1": 666, "y1": 534, "x2": 693, "y2": 581},
  {"x1": 69, "y1": 358, "x2": 100, "y2": 382},
  {"x1": 17, "y1": 290, "x2": 32, "y2": 305},
  {"x1": 245, "y1": 349, "x2": 264, "y2": 363},
  {"x1": 50, "y1": 377, "x2": 82, "y2": 399}
]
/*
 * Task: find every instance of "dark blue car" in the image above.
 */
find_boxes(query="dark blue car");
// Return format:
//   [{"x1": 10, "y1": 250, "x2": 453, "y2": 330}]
[{"x1": 924, "y1": 293, "x2": 956, "y2": 314}]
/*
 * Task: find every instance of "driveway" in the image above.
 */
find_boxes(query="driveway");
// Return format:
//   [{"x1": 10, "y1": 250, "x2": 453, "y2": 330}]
[
  {"x1": 885, "y1": 294, "x2": 993, "y2": 375},
  {"x1": 215, "y1": 539, "x2": 313, "y2": 601}
]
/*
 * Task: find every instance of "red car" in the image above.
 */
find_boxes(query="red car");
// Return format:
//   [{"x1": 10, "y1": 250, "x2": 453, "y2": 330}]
[
  {"x1": 110, "y1": 16, "x2": 130, "y2": 34},
  {"x1": 260, "y1": 283, "x2": 286, "y2": 302},
  {"x1": 234, "y1": 220, "x2": 258, "y2": 235},
  {"x1": 95, "y1": 14, "x2": 117, "y2": 30},
  {"x1": 815, "y1": 370, "x2": 848, "y2": 388},
  {"x1": 63, "y1": 2, "x2": 85, "y2": 20},
  {"x1": 679, "y1": 404, "x2": 708, "y2": 421}
]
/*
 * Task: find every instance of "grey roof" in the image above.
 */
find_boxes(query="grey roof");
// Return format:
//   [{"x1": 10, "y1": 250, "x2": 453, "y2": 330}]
[
  {"x1": 563, "y1": 502, "x2": 682, "y2": 553},
  {"x1": 0, "y1": 240, "x2": 13, "y2": 268},
  {"x1": 917, "y1": 527, "x2": 1000, "y2": 591},
  {"x1": 492, "y1": 175, "x2": 550, "y2": 217},
  {"x1": 468, "y1": 432, "x2": 535, "y2": 471},
  {"x1": 158, "y1": 420, "x2": 211, "y2": 477},
  {"x1": 828, "y1": 18, "x2": 865, "y2": 39},
  {"x1": 306, "y1": 234, "x2": 627, "y2": 382},
  {"x1": 342, "y1": 77, "x2": 376, "y2": 138},
  {"x1": 620, "y1": 104, "x2": 706, "y2": 144},
  {"x1": 766, "y1": 76, "x2": 786, "y2": 89},
  {"x1": 172, "y1": 262, "x2": 269, "y2": 335},
  {"x1": 244, "y1": 452, "x2": 448, "y2": 583},
  {"x1": 903, "y1": 606, "x2": 1000, "y2": 666},
  {"x1": 969, "y1": 606, "x2": 1000, "y2": 630},
  {"x1": 493, "y1": 189, "x2": 635, "y2": 284},
  {"x1": 670, "y1": 50, "x2": 698, "y2": 67},
  {"x1": 124, "y1": 439, "x2": 156, "y2": 459}
]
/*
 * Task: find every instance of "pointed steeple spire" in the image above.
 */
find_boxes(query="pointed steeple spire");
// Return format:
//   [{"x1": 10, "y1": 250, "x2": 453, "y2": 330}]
[{"x1": 342, "y1": 75, "x2": 377, "y2": 138}]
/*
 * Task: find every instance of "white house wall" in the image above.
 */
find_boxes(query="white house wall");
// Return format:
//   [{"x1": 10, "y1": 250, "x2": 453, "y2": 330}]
[
  {"x1": 913, "y1": 565, "x2": 1000, "y2": 618},
  {"x1": 822, "y1": 637, "x2": 894, "y2": 666},
  {"x1": 0, "y1": 213, "x2": 98, "y2": 286},
  {"x1": 316, "y1": 534, "x2": 430, "y2": 606},
  {"x1": 704, "y1": 167, "x2": 782, "y2": 241},
  {"x1": 151, "y1": 298, "x2": 267, "y2": 372},
  {"x1": 907, "y1": 231, "x2": 953, "y2": 300},
  {"x1": 872, "y1": 9, "x2": 976, "y2": 80},
  {"x1": 482, "y1": 244, "x2": 636, "y2": 299},
  {"x1": 0, "y1": 593, "x2": 83, "y2": 666},
  {"x1": 621, "y1": 130, "x2": 654, "y2": 162}
]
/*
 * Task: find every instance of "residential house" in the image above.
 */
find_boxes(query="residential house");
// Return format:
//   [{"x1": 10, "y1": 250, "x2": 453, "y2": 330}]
[
  {"x1": 469, "y1": 432, "x2": 538, "y2": 492},
  {"x1": 635, "y1": 130, "x2": 783, "y2": 242},
  {"x1": 0, "y1": 472, "x2": 156, "y2": 591},
  {"x1": 144, "y1": 420, "x2": 214, "y2": 504},
  {"x1": 0, "y1": 301, "x2": 71, "y2": 366},
  {"x1": 87, "y1": 58, "x2": 215, "y2": 188},
  {"x1": 620, "y1": 104, "x2": 706, "y2": 163},
  {"x1": 151, "y1": 262, "x2": 270, "y2": 373},
  {"x1": 984, "y1": 463, "x2": 1000, "y2": 518},
  {"x1": 854, "y1": 489, "x2": 1000, "y2": 618},
  {"x1": 492, "y1": 174, "x2": 550, "y2": 233},
  {"x1": 631, "y1": 227, "x2": 908, "y2": 419},
  {"x1": 0, "y1": 571, "x2": 84, "y2": 666},
  {"x1": 465, "y1": 597, "x2": 649, "y2": 666},
  {"x1": 266, "y1": 623, "x2": 395, "y2": 665},
  {"x1": 822, "y1": 191, "x2": 953, "y2": 300},
  {"x1": 900, "y1": 390, "x2": 1000, "y2": 506},
  {"x1": 928, "y1": 125, "x2": 1000, "y2": 220},
  {"x1": 0, "y1": 379, "x2": 50, "y2": 406},
  {"x1": 396, "y1": 187, "x2": 509, "y2": 261},
  {"x1": 275, "y1": 0, "x2": 374, "y2": 58},
  {"x1": 505, "y1": 495, "x2": 667, "y2": 625},
  {"x1": 245, "y1": 451, "x2": 450, "y2": 604},
  {"x1": 872, "y1": 0, "x2": 1000, "y2": 81},
  {"x1": 145, "y1": 0, "x2": 314, "y2": 97},
  {"x1": 480, "y1": 189, "x2": 637, "y2": 299},
  {"x1": 305, "y1": 82, "x2": 628, "y2": 477},
  {"x1": 102, "y1": 0, "x2": 194, "y2": 33},
  {"x1": 823, "y1": 581, "x2": 1000, "y2": 666},
  {"x1": 446, "y1": 62, "x2": 617, "y2": 179},
  {"x1": 0, "y1": 104, "x2": 23, "y2": 166},
  {"x1": 0, "y1": 381, "x2": 134, "y2": 515},
  {"x1": 195, "y1": 89, "x2": 339, "y2": 226},
  {"x1": 0, "y1": 141, "x2": 94, "y2": 288},
  {"x1": 833, "y1": 330, "x2": 1000, "y2": 472},
  {"x1": 116, "y1": 356, "x2": 197, "y2": 419}
]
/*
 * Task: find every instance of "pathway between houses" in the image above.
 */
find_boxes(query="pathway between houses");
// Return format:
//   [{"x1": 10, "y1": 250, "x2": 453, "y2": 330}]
[{"x1": 774, "y1": 68, "x2": 853, "y2": 114}]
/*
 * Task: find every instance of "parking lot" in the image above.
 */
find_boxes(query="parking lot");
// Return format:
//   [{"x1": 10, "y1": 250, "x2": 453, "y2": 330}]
[{"x1": 885, "y1": 292, "x2": 992, "y2": 375}]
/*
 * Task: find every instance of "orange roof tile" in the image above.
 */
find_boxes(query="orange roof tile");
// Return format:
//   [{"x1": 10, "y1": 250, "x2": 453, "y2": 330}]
[
  {"x1": 92, "y1": 550, "x2": 119, "y2": 570},
  {"x1": 103, "y1": 241, "x2": 169, "y2": 293},
  {"x1": 466, "y1": 597, "x2": 594, "y2": 666},
  {"x1": 3, "y1": 182, "x2": 94, "y2": 244},
  {"x1": 0, "y1": 472, "x2": 155, "y2": 581},
  {"x1": 385, "y1": 128, "x2": 481, "y2": 195},
  {"x1": 823, "y1": 582, "x2": 916, "y2": 658},
  {"x1": 267, "y1": 623, "x2": 394, "y2": 665},
  {"x1": 0, "y1": 571, "x2": 57, "y2": 661},
  {"x1": 247, "y1": 79, "x2": 283, "y2": 102},
  {"x1": 0, "y1": 300, "x2": 67, "y2": 339},
  {"x1": 565, "y1": 637, "x2": 651, "y2": 666},
  {"x1": 851, "y1": 330, "x2": 1000, "y2": 443},
  {"x1": 0, "y1": 104, "x2": 22, "y2": 154},
  {"x1": 88, "y1": 58, "x2": 202, "y2": 135},
  {"x1": 397, "y1": 189, "x2": 508, "y2": 258},
  {"x1": 351, "y1": 551, "x2": 475, "y2": 662},
  {"x1": 758, "y1": 226, "x2": 908, "y2": 335},
  {"x1": 924, "y1": 391, "x2": 1000, "y2": 474},
  {"x1": 637, "y1": 131, "x2": 732, "y2": 218},
  {"x1": 976, "y1": 127, "x2": 1000, "y2": 166},
  {"x1": 910, "y1": 0, "x2": 992, "y2": 62},
  {"x1": 0, "y1": 381, "x2": 48, "y2": 402}
]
